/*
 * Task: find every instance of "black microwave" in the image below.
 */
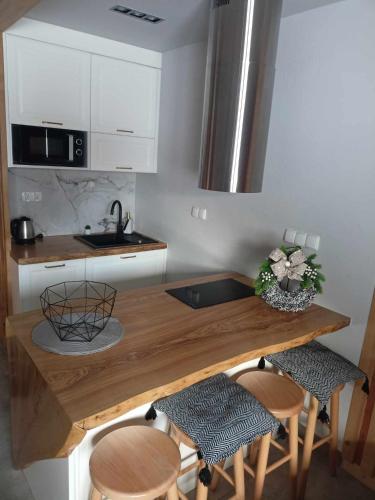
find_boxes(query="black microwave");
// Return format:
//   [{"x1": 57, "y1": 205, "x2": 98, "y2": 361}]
[{"x1": 12, "y1": 124, "x2": 87, "y2": 168}]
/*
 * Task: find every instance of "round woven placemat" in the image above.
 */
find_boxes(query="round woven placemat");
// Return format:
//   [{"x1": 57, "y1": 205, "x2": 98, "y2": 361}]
[{"x1": 32, "y1": 317, "x2": 124, "y2": 355}]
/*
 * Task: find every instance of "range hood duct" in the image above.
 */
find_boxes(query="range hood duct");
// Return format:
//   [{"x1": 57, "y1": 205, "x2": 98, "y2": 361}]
[{"x1": 199, "y1": 0, "x2": 283, "y2": 193}]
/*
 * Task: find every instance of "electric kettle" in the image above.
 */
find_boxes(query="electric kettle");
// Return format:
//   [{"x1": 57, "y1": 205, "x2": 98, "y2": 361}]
[{"x1": 11, "y1": 217, "x2": 42, "y2": 244}]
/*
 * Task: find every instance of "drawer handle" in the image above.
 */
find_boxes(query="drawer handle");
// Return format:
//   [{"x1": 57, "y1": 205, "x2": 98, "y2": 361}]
[
  {"x1": 116, "y1": 166, "x2": 133, "y2": 170},
  {"x1": 120, "y1": 256, "x2": 137, "y2": 259},
  {"x1": 116, "y1": 129, "x2": 134, "y2": 134},
  {"x1": 42, "y1": 121, "x2": 64, "y2": 126},
  {"x1": 44, "y1": 264, "x2": 66, "y2": 269}
]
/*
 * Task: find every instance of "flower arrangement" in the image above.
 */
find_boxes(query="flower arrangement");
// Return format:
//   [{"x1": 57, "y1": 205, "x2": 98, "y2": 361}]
[{"x1": 255, "y1": 245, "x2": 325, "y2": 312}]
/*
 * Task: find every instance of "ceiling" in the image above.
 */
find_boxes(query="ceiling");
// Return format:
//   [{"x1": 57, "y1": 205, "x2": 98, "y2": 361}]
[{"x1": 25, "y1": 0, "x2": 346, "y2": 53}]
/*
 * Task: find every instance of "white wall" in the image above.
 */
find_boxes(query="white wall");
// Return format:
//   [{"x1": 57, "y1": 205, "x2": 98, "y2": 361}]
[{"x1": 136, "y1": 0, "x2": 375, "y2": 444}]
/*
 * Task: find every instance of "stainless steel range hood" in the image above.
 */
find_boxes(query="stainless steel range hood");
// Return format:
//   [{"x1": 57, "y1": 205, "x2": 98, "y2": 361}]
[{"x1": 199, "y1": 0, "x2": 283, "y2": 193}]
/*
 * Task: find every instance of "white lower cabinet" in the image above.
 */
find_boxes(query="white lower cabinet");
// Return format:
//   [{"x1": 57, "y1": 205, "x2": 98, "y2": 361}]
[
  {"x1": 15, "y1": 259, "x2": 86, "y2": 313},
  {"x1": 12, "y1": 250, "x2": 166, "y2": 313},
  {"x1": 85, "y1": 250, "x2": 166, "y2": 292}
]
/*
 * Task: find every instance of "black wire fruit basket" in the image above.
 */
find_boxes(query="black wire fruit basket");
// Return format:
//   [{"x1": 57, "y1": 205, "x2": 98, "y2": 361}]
[{"x1": 40, "y1": 281, "x2": 117, "y2": 342}]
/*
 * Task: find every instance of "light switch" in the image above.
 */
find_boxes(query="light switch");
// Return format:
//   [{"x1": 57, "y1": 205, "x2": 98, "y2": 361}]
[
  {"x1": 306, "y1": 234, "x2": 320, "y2": 251},
  {"x1": 199, "y1": 208, "x2": 207, "y2": 220},
  {"x1": 191, "y1": 206, "x2": 199, "y2": 218}
]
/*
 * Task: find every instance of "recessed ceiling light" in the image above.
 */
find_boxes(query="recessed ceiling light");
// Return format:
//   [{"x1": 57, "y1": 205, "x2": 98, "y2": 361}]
[{"x1": 110, "y1": 5, "x2": 164, "y2": 24}]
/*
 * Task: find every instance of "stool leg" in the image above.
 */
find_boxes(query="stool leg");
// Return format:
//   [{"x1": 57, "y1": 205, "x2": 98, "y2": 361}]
[
  {"x1": 90, "y1": 486, "x2": 102, "y2": 500},
  {"x1": 253, "y1": 432, "x2": 271, "y2": 500},
  {"x1": 249, "y1": 439, "x2": 259, "y2": 465},
  {"x1": 167, "y1": 482, "x2": 179, "y2": 500},
  {"x1": 329, "y1": 390, "x2": 340, "y2": 477},
  {"x1": 233, "y1": 448, "x2": 245, "y2": 499},
  {"x1": 298, "y1": 394, "x2": 319, "y2": 500},
  {"x1": 210, "y1": 459, "x2": 225, "y2": 491},
  {"x1": 196, "y1": 477, "x2": 209, "y2": 500},
  {"x1": 289, "y1": 414, "x2": 299, "y2": 500}
]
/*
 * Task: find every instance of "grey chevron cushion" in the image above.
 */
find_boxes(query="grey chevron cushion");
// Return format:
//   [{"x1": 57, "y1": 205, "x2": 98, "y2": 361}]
[
  {"x1": 265, "y1": 341, "x2": 367, "y2": 405},
  {"x1": 153, "y1": 373, "x2": 278, "y2": 465}
]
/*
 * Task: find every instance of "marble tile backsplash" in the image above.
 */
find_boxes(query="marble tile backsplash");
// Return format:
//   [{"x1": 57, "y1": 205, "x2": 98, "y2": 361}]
[{"x1": 8, "y1": 169, "x2": 136, "y2": 236}]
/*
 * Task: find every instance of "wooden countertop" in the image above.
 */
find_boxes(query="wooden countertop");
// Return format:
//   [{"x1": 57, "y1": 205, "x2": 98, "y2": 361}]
[
  {"x1": 6, "y1": 272, "x2": 350, "y2": 469},
  {"x1": 10, "y1": 234, "x2": 167, "y2": 264}
]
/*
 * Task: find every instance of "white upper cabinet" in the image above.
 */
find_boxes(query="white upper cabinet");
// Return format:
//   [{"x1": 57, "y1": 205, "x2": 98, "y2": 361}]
[
  {"x1": 91, "y1": 133, "x2": 156, "y2": 173},
  {"x1": 6, "y1": 36, "x2": 90, "y2": 131},
  {"x1": 91, "y1": 55, "x2": 160, "y2": 138}
]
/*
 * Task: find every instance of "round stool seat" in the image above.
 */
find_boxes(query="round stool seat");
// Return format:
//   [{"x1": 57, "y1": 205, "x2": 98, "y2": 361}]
[
  {"x1": 236, "y1": 371, "x2": 304, "y2": 418},
  {"x1": 90, "y1": 426, "x2": 180, "y2": 500}
]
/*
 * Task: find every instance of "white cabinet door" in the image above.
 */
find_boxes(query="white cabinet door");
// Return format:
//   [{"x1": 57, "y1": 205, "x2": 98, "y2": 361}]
[
  {"x1": 91, "y1": 55, "x2": 160, "y2": 138},
  {"x1": 18, "y1": 259, "x2": 86, "y2": 312},
  {"x1": 85, "y1": 250, "x2": 166, "y2": 293},
  {"x1": 91, "y1": 132, "x2": 156, "y2": 173},
  {"x1": 6, "y1": 35, "x2": 90, "y2": 130}
]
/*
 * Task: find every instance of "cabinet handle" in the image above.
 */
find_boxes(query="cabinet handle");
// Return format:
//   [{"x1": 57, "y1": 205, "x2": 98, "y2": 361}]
[
  {"x1": 116, "y1": 166, "x2": 133, "y2": 170},
  {"x1": 42, "y1": 121, "x2": 64, "y2": 126},
  {"x1": 120, "y1": 256, "x2": 137, "y2": 259},
  {"x1": 116, "y1": 129, "x2": 134, "y2": 134},
  {"x1": 44, "y1": 264, "x2": 66, "y2": 269}
]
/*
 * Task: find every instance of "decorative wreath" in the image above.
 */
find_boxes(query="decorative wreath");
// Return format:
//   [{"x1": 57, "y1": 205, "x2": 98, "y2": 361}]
[{"x1": 255, "y1": 246, "x2": 325, "y2": 312}]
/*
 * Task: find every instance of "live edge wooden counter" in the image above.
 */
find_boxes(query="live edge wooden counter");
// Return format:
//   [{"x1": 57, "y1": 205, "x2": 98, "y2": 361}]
[
  {"x1": 10, "y1": 233, "x2": 167, "y2": 265},
  {"x1": 6, "y1": 272, "x2": 350, "y2": 470}
]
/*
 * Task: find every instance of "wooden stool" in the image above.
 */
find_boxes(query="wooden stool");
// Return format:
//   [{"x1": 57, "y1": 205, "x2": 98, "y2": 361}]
[
  {"x1": 236, "y1": 371, "x2": 304, "y2": 500},
  {"x1": 293, "y1": 380, "x2": 345, "y2": 500},
  {"x1": 170, "y1": 422, "x2": 246, "y2": 500},
  {"x1": 89, "y1": 425, "x2": 180, "y2": 500}
]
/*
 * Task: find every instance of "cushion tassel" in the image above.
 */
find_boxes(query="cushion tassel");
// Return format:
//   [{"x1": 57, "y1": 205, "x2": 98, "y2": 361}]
[
  {"x1": 318, "y1": 405, "x2": 330, "y2": 424},
  {"x1": 198, "y1": 464, "x2": 212, "y2": 486},
  {"x1": 145, "y1": 405, "x2": 157, "y2": 421},
  {"x1": 362, "y1": 376, "x2": 370, "y2": 395},
  {"x1": 277, "y1": 423, "x2": 287, "y2": 440},
  {"x1": 258, "y1": 357, "x2": 266, "y2": 369}
]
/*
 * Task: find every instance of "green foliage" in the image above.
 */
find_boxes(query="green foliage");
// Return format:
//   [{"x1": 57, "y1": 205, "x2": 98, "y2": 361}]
[{"x1": 255, "y1": 246, "x2": 325, "y2": 296}]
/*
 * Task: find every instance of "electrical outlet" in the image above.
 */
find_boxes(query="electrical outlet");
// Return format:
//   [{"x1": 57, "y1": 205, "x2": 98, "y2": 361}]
[
  {"x1": 283, "y1": 228, "x2": 320, "y2": 251},
  {"x1": 306, "y1": 234, "x2": 320, "y2": 251},
  {"x1": 295, "y1": 232, "x2": 307, "y2": 247},
  {"x1": 22, "y1": 192, "x2": 42, "y2": 202},
  {"x1": 284, "y1": 228, "x2": 297, "y2": 244}
]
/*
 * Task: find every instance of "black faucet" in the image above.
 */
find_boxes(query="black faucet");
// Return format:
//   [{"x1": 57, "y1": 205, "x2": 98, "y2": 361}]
[{"x1": 110, "y1": 200, "x2": 124, "y2": 238}]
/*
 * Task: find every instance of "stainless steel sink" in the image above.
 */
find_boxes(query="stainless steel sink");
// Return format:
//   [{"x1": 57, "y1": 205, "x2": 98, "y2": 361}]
[{"x1": 75, "y1": 232, "x2": 158, "y2": 249}]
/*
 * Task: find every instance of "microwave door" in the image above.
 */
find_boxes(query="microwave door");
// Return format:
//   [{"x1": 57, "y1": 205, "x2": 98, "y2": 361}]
[
  {"x1": 47, "y1": 129, "x2": 77, "y2": 166},
  {"x1": 47, "y1": 128, "x2": 68, "y2": 165},
  {"x1": 12, "y1": 125, "x2": 48, "y2": 165},
  {"x1": 26, "y1": 128, "x2": 47, "y2": 164}
]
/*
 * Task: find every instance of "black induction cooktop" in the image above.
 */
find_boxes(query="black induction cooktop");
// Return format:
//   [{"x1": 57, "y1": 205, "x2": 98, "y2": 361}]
[{"x1": 166, "y1": 278, "x2": 255, "y2": 309}]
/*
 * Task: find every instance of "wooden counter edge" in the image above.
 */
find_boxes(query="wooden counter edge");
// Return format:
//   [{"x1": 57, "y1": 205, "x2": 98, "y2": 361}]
[
  {"x1": 80, "y1": 316, "x2": 350, "y2": 430},
  {"x1": 6, "y1": 318, "x2": 86, "y2": 469},
  {"x1": 11, "y1": 240, "x2": 168, "y2": 265}
]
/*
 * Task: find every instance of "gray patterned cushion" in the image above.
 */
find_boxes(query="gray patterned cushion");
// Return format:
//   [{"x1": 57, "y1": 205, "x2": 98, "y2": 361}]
[
  {"x1": 152, "y1": 373, "x2": 278, "y2": 465},
  {"x1": 264, "y1": 341, "x2": 367, "y2": 405}
]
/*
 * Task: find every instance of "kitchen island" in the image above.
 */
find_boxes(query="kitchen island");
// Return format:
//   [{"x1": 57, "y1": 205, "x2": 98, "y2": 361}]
[{"x1": 6, "y1": 272, "x2": 350, "y2": 500}]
